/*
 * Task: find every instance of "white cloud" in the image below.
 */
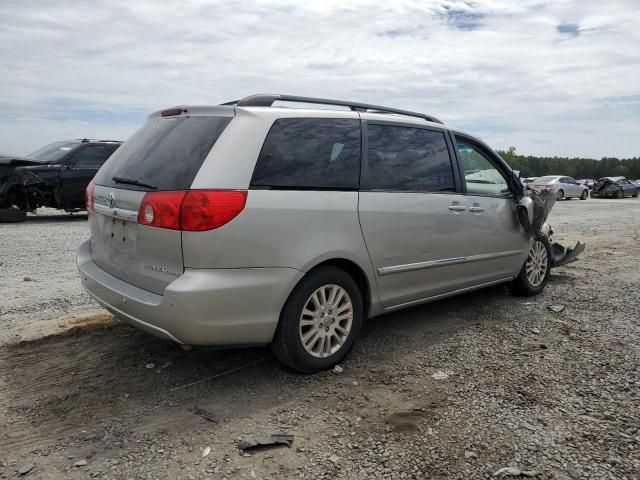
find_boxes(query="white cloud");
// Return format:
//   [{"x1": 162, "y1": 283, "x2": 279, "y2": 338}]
[{"x1": 0, "y1": 0, "x2": 638, "y2": 157}]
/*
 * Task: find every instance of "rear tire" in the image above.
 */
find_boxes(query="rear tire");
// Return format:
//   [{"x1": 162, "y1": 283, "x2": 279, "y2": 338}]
[
  {"x1": 512, "y1": 235, "x2": 551, "y2": 296},
  {"x1": 557, "y1": 190, "x2": 564, "y2": 200},
  {"x1": 616, "y1": 190, "x2": 623, "y2": 199},
  {"x1": 580, "y1": 190, "x2": 588, "y2": 200},
  {"x1": 632, "y1": 190, "x2": 638, "y2": 198},
  {"x1": 272, "y1": 266, "x2": 363, "y2": 373},
  {"x1": 0, "y1": 208, "x2": 27, "y2": 223}
]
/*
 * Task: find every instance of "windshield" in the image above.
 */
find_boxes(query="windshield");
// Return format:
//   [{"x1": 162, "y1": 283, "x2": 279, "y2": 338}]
[
  {"x1": 536, "y1": 176, "x2": 558, "y2": 183},
  {"x1": 27, "y1": 141, "x2": 78, "y2": 162}
]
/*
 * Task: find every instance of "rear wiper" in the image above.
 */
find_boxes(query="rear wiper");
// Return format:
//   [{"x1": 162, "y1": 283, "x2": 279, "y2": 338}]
[{"x1": 112, "y1": 176, "x2": 157, "y2": 190}]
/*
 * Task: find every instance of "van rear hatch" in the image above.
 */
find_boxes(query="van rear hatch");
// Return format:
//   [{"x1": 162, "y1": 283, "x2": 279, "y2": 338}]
[{"x1": 90, "y1": 109, "x2": 232, "y2": 294}]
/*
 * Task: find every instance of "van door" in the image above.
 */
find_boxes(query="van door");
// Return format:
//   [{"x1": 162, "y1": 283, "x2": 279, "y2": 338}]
[
  {"x1": 358, "y1": 121, "x2": 473, "y2": 309},
  {"x1": 453, "y1": 135, "x2": 530, "y2": 283}
]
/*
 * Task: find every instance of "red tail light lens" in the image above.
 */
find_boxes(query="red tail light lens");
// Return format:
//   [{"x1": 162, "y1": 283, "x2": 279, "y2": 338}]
[
  {"x1": 137, "y1": 191, "x2": 186, "y2": 230},
  {"x1": 137, "y1": 190, "x2": 247, "y2": 231},
  {"x1": 181, "y1": 190, "x2": 247, "y2": 231},
  {"x1": 86, "y1": 180, "x2": 95, "y2": 212}
]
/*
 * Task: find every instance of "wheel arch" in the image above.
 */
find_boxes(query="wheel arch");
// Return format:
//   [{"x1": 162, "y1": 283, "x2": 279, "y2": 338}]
[{"x1": 305, "y1": 258, "x2": 373, "y2": 319}]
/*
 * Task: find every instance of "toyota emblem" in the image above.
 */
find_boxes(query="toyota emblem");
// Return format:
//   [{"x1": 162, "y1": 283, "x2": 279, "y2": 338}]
[{"x1": 106, "y1": 192, "x2": 115, "y2": 208}]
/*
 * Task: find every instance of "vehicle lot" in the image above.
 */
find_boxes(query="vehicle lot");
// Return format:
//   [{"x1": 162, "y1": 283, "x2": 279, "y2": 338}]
[{"x1": 1, "y1": 199, "x2": 639, "y2": 479}]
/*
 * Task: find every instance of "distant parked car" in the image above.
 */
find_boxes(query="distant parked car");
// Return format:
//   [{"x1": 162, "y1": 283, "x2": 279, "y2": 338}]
[
  {"x1": 591, "y1": 177, "x2": 640, "y2": 199},
  {"x1": 0, "y1": 139, "x2": 121, "y2": 222},
  {"x1": 521, "y1": 177, "x2": 537, "y2": 189},
  {"x1": 577, "y1": 179, "x2": 594, "y2": 190},
  {"x1": 528, "y1": 175, "x2": 589, "y2": 200}
]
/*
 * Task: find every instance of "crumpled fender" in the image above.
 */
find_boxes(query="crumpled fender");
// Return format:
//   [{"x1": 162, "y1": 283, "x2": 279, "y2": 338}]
[
  {"x1": 0, "y1": 168, "x2": 50, "y2": 209},
  {"x1": 518, "y1": 188, "x2": 585, "y2": 268}
]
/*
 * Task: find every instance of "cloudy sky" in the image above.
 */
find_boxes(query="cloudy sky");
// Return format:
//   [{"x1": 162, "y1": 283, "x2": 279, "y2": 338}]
[{"x1": 0, "y1": 0, "x2": 638, "y2": 158}]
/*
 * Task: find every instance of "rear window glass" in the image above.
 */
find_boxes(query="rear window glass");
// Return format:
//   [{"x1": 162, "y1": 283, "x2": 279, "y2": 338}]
[
  {"x1": 367, "y1": 125, "x2": 454, "y2": 192},
  {"x1": 94, "y1": 116, "x2": 231, "y2": 191},
  {"x1": 250, "y1": 118, "x2": 361, "y2": 189}
]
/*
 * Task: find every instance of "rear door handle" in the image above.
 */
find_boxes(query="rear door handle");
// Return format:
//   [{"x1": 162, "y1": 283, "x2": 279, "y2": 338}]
[
  {"x1": 448, "y1": 205, "x2": 466, "y2": 212},
  {"x1": 468, "y1": 206, "x2": 485, "y2": 213}
]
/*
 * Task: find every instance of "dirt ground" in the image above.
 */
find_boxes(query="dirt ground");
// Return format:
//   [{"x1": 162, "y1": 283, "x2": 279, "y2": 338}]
[{"x1": 1, "y1": 199, "x2": 639, "y2": 480}]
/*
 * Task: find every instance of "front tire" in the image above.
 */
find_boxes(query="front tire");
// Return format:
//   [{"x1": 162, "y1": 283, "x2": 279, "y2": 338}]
[
  {"x1": 272, "y1": 266, "x2": 363, "y2": 373},
  {"x1": 512, "y1": 235, "x2": 552, "y2": 296},
  {"x1": 580, "y1": 190, "x2": 588, "y2": 200},
  {"x1": 616, "y1": 189, "x2": 623, "y2": 199},
  {"x1": 556, "y1": 190, "x2": 564, "y2": 201}
]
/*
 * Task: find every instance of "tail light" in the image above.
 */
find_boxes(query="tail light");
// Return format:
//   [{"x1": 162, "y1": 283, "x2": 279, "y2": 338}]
[
  {"x1": 137, "y1": 191, "x2": 186, "y2": 230},
  {"x1": 86, "y1": 180, "x2": 95, "y2": 212},
  {"x1": 137, "y1": 190, "x2": 247, "y2": 231}
]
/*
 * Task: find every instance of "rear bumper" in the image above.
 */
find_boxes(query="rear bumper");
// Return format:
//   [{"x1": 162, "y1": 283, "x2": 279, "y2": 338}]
[{"x1": 77, "y1": 239, "x2": 304, "y2": 345}]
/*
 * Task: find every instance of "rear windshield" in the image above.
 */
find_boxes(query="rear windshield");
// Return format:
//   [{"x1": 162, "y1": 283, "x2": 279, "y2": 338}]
[
  {"x1": 94, "y1": 115, "x2": 231, "y2": 191},
  {"x1": 536, "y1": 176, "x2": 558, "y2": 182},
  {"x1": 27, "y1": 141, "x2": 79, "y2": 162}
]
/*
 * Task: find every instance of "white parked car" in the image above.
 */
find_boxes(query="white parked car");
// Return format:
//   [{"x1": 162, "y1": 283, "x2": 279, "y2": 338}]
[{"x1": 528, "y1": 175, "x2": 589, "y2": 200}]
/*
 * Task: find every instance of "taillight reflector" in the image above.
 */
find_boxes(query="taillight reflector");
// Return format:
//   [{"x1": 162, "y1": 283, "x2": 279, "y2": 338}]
[
  {"x1": 137, "y1": 190, "x2": 247, "y2": 231},
  {"x1": 86, "y1": 180, "x2": 95, "y2": 212}
]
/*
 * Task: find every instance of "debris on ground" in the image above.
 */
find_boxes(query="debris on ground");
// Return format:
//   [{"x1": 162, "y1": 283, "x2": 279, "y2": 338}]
[
  {"x1": 493, "y1": 466, "x2": 541, "y2": 477},
  {"x1": 145, "y1": 362, "x2": 155, "y2": 369},
  {"x1": 23, "y1": 277, "x2": 33, "y2": 282},
  {"x1": 328, "y1": 454, "x2": 341, "y2": 464},
  {"x1": 238, "y1": 434, "x2": 294, "y2": 452},
  {"x1": 550, "y1": 241, "x2": 585, "y2": 267},
  {"x1": 18, "y1": 464, "x2": 34, "y2": 475},
  {"x1": 202, "y1": 446, "x2": 211, "y2": 458},
  {"x1": 191, "y1": 406, "x2": 218, "y2": 423},
  {"x1": 432, "y1": 370, "x2": 453, "y2": 380},
  {"x1": 73, "y1": 459, "x2": 87, "y2": 467},
  {"x1": 332, "y1": 364, "x2": 344, "y2": 374},
  {"x1": 548, "y1": 304, "x2": 566, "y2": 313}
]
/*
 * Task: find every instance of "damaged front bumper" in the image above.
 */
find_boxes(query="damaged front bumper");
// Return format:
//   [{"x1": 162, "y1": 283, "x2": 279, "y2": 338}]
[{"x1": 523, "y1": 188, "x2": 585, "y2": 268}]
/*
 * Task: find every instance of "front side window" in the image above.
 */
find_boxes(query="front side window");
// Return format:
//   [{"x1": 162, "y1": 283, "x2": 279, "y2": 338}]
[
  {"x1": 72, "y1": 145, "x2": 111, "y2": 166},
  {"x1": 457, "y1": 140, "x2": 510, "y2": 196},
  {"x1": 366, "y1": 124, "x2": 454, "y2": 192},
  {"x1": 251, "y1": 118, "x2": 361, "y2": 189}
]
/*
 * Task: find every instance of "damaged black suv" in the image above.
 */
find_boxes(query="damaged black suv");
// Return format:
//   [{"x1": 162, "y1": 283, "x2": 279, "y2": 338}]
[{"x1": 0, "y1": 139, "x2": 121, "y2": 222}]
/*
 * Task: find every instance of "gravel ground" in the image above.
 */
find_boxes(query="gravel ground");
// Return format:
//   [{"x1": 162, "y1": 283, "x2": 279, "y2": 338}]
[
  {"x1": 0, "y1": 209, "x2": 101, "y2": 344},
  {"x1": 0, "y1": 199, "x2": 639, "y2": 480}
]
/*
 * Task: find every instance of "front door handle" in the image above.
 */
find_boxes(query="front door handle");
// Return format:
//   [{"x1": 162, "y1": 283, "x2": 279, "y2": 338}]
[
  {"x1": 448, "y1": 205, "x2": 466, "y2": 212},
  {"x1": 468, "y1": 206, "x2": 485, "y2": 213}
]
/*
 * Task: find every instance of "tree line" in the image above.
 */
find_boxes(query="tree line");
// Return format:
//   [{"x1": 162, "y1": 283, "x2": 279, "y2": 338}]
[{"x1": 497, "y1": 147, "x2": 640, "y2": 180}]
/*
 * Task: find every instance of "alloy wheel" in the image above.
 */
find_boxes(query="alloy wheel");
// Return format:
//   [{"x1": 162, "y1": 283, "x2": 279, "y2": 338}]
[
  {"x1": 526, "y1": 240, "x2": 548, "y2": 288},
  {"x1": 299, "y1": 284, "x2": 353, "y2": 358}
]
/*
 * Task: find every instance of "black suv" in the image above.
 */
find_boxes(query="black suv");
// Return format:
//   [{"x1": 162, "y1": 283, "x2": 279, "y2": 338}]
[{"x1": 0, "y1": 139, "x2": 121, "y2": 222}]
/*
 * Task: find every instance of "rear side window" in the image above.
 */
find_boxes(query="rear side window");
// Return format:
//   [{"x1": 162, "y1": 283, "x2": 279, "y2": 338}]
[
  {"x1": 94, "y1": 116, "x2": 230, "y2": 191},
  {"x1": 251, "y1": 118, "x2": 361, "y2": 189},
  {"x1": 366, "y1": 124, "x2": 454, "y2": 192}
]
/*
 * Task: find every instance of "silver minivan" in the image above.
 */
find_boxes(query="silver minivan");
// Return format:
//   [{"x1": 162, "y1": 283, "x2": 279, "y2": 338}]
[{"x1": 78, "y1": 94, "x2": 552, "y2": 372}]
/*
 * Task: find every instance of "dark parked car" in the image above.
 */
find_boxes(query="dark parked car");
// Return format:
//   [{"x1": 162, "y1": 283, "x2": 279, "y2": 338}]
[
  {"x1": 591, "y1": 177, "x2": 640, "y2": 199},
  {"x1": 0, "y1": 139, "x2": 121, "y2": 222}
]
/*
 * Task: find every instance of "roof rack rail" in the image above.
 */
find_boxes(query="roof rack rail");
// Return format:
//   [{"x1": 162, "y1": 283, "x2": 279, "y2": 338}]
[{"x1": 225, "y1": 94, "x2": 444, "y2": 124}]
